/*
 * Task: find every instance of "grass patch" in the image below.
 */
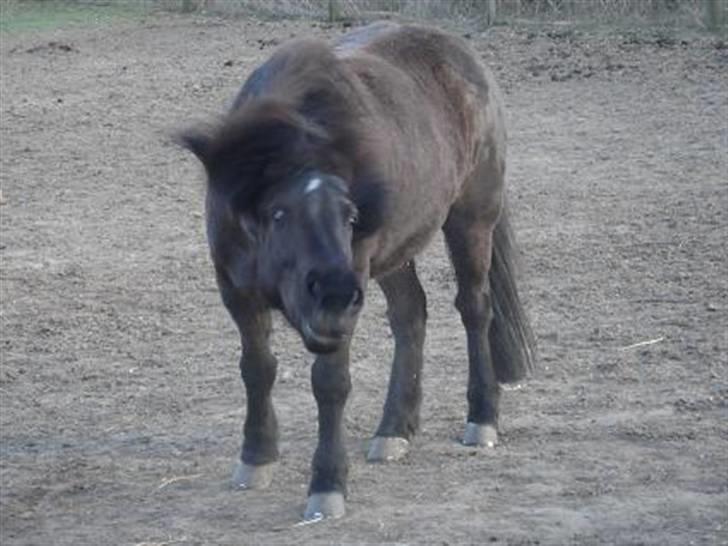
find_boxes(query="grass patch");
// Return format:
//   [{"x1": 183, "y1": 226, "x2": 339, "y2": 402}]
[{"x1": 0, "y1": 1, "x2": 149, "y2": 33}]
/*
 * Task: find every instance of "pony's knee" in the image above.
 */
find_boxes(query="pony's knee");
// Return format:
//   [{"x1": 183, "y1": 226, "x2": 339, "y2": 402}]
[
  {"x1": 312, "y1": 360, "x2": 351, "y2": 405},
  {"x1": 240, "y1": 353, "x2": 277, "y2": 391}
]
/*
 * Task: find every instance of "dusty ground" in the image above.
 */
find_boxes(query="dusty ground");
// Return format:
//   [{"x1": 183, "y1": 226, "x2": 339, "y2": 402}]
[{"x1": 1, "y1": 8, "x2": 727, "y2": 546}]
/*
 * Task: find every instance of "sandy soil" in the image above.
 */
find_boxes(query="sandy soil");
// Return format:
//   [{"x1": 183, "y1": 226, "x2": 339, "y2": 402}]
[{"x1": 1, "y1": 11, "x2": 726, "y2": 546}]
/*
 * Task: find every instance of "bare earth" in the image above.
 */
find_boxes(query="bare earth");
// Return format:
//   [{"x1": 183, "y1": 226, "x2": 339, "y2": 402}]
[{"x1": 1, "y1": 12, "x2": 726, "y2": 546}]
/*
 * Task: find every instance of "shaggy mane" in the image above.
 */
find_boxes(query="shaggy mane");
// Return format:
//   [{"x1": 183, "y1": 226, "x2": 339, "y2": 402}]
[{"x1": 178, "y1": 39, "x2": 386, "y2": 238}]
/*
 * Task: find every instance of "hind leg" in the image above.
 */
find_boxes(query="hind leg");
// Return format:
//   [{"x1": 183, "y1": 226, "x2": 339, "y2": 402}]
[
  {"x1": 444, "y1": 213, "x2": 500, "y2": 447},
  {"x1": 367, "y1": 261, "x2": 427, "y2": 462}
]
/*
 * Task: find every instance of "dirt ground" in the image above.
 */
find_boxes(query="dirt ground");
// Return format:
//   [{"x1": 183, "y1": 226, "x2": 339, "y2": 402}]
[{"x1": 1, "y1": 9, "x2": 726, "y2": 546}]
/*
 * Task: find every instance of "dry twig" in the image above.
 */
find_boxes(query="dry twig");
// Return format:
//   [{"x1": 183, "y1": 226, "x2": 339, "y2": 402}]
[
  {"x1": 620, "y1": 336, "x2": 665, "y2": 350},
  {"x1": 157, "y1": 474, "x2": 202, "y2": 490}
]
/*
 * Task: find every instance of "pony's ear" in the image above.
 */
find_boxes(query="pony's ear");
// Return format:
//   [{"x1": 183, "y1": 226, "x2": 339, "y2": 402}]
[{"x1": 175, "y1": 128, "x2": 213, "y2": 166}]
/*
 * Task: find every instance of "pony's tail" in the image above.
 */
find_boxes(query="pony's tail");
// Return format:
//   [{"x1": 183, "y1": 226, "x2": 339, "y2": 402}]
[{"x1": 488, "y1": 206, "x2": 536, "y2": 383}]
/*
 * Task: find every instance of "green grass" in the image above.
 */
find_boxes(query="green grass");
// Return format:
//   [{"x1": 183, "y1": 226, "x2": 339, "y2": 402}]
[{"x1": 0, "y1": 1, "x2": 149, "y2": 33}]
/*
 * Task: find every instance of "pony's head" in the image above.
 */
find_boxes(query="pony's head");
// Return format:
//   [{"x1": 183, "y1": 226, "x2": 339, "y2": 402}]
[{"x1": 178, "y1": 99, "x2": 385, "y2": 352}]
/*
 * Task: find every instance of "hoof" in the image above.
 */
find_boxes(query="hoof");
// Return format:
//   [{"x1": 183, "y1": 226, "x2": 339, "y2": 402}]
[
  {"x1": 462, "y1": 423, "x2": 498, "y2": 448},
  {"x1": 232, "y1": 461, "x2": 275, "y2": 490},
  {"x1": 303, "y1": 492, "x2": 345, "y2": 521},
  {"x1": 366, "y1": 436, "x2": 410, "y2": 462}
]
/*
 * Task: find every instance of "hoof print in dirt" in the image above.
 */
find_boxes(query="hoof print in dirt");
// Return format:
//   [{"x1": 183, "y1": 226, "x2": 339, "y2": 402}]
[{"x1": 24, "y1": 41, "x2": 77, "y2": 54}]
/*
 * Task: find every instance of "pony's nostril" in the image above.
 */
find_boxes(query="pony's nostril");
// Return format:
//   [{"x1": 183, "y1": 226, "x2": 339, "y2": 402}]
[
  {"x1": 351, "y1": 288, "x2": 363, "y2": 308},
  {"x1": 308, "y1": 278, "x2": 322, "y2": 299}
]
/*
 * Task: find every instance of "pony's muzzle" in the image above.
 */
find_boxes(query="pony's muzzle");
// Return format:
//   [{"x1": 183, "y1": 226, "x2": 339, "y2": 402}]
[{"x1": 302, "y1": 268, "x2": 362, "y2": 353}]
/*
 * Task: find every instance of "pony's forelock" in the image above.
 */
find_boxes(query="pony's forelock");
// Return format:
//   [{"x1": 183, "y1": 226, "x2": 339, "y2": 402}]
[{"x1": 179, "y1": 39, "x2": 387, "y2": 234}]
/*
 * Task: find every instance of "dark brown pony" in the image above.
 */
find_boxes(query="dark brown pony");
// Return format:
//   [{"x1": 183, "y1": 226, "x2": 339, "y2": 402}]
[{"x1": 178, "y1": 21, "x2": 534, "y2": 521}]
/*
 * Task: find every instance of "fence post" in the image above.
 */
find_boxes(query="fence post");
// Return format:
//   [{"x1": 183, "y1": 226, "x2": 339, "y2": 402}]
[
  {"x1": 328, "y1": 0, "x2": 340, "y2": 23},
  {"x1": 487, "y1": 0, "x2": 497, "y2": 25},
  {"x1": 706, "y1": 0, "x2": 725, "y2": 32}
]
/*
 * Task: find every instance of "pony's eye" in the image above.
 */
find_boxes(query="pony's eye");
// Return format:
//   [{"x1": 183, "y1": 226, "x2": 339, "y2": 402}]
[
  {"x1": 272, "y1": 209, "x2": 286, "y2": 223},
  {"x1": 345, "y1": 206, "x2": 358, "y2": 226}
]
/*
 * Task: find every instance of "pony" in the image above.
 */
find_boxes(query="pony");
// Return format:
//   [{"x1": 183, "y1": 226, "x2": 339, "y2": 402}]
[{"x1": 177, "y1": 21, "x2": 534, "y2": 521}]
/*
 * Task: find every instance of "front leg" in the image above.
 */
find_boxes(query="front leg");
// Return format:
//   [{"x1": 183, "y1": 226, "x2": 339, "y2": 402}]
[
  {"x1": 218, "y1": 276, "x2": 279, "y2": 489},
  {"x1": 304, "y1": 342, "x2": 352, "y2": 520}
]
